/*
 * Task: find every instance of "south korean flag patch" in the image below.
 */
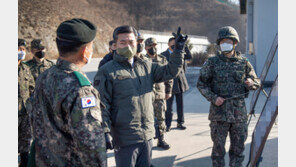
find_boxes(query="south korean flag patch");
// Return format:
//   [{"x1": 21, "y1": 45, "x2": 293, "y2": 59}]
[{"x1": 81, "y1": 96, "x2": 96, "y2": 108}]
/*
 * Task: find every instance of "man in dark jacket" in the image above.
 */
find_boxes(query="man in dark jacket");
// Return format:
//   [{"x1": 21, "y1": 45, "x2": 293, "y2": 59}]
[
  {"x1": 98, "y1": 40, "x2": 116, "y2": 68},
  {"x1": 94, "y1": 26, "x2": 187, "y2": 167},
  {"x1": 162, "y1": 37, "x2": 192, "y2": 131}
]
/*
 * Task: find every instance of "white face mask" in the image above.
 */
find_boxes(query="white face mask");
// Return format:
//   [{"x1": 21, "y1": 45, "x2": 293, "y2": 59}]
[
  {"x1": 220, "y1": 43, "x2": 233, "y2": 52},
  {"x1": 18, "y1": 51, "x2": 26, "y2": 60},
  {"x1": 84, "y1": 48, "x2": 93, "y2": 64}
]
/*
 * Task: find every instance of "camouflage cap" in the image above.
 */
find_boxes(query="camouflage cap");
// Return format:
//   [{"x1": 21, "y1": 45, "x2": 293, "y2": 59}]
[
  {"x1": 18, "y1": 39, "x2": 26, "y2": 47},
  {"x1": 137, "y1": 32, "x2": 144, "y2": 41},
  {"x1": 216, "y1": 26, "x2": 240, "y2": 44},
  {"x1": 31, "y1": 39, "x2": 45, "y2": 49},
  {"x1": 145, "y1": 37, "x2": 157, "y2": 47}
]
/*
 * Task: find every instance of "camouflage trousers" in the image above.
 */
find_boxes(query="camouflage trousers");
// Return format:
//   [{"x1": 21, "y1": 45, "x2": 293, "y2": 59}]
[
  {"x1": 153, "y1": 99, "x2": 166, "y2": 139},
  {"x1": 210, "y1": 121, "x2": 248, "y2": 167},
  {"x1": 18, "y1": 113, "x2": 32, "y2": 153}
]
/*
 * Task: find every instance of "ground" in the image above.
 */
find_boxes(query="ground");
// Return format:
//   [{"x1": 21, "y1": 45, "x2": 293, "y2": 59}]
[{"x1": 72, "y1": 58, "x2": 278, "y2": 167}]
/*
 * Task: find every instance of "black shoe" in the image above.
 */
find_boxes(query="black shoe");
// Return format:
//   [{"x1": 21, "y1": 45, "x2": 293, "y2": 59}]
[
  {"x1": 157, "y1": 140, "x2": 170, "y2": 150},
  {"x1": 177, "y1": 124, "x2": 186, "y2": 130},
  {"x1": 166, "y1": 126, "x2": 171, "y2": 132}
]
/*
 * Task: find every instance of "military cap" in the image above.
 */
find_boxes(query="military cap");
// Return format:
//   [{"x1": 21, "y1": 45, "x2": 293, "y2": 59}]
[
  {"x1": 137, "y1": 32, "x2": 144, "y2": 41},
  {"x1": 18, "y1": 39, "x2": 26, "y2": 47},
  {"x1": 145, "y1": 37, "x2": 157, "y2": 46},
  {"x1": 56, "y1": 18, "x2": 97, "y2": 43},
  {"x1": 31, "y1": 39, "x2": 45, "y2": 49},
  {"x1": 216, "y1": 26, "x2": 240, "y2": 44}
]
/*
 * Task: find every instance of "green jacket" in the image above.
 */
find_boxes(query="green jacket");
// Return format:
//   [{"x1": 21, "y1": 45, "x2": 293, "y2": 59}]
[
  {"x1": 94, "y1": 51, "x2": 183, "y2": 147},
  {"x1": 26, "y1": 57, "x2": 54, "y2": 81},
  {"x1": 18, "y1": 62, "x2": 35, "y2": 153},
  {"x1": 30, "y1": 59, "x2": 106, "y2": 166},
  {"x1": 196, "y1": 51, "x2": 261, "y2": 123},
  {"x1": 145, "y1": 54, "x2": 173, "y2": 100}
]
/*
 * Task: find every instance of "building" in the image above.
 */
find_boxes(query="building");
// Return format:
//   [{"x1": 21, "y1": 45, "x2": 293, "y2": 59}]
[
  {"x1": 240, "y1": 0, "x2": 278, "y2": 83},
  {"x1": 139, "y1": 30, "x2": 210, "y2": 55}
]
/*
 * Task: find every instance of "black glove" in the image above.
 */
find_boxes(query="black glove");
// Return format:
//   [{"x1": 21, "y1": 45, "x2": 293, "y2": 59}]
[
  {"x1": 105, "y1": 133, "x2": 114, "y2": 150},
  {"x1": 172, "y1": 27, "x2": 188, "y2": 52}
]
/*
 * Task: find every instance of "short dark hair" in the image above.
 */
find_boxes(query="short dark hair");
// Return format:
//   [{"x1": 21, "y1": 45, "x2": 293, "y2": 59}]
[
  {"x1": 168, "y1": 37, "x2": 175, "y2": 43},
  {"x1": 113, "y1": 25, "x2": 138, "y2": 41},
  {"x1": 109, "y1": 40, "x2": 114, "y2": 46},
  {"x1": 56, "y1": 38, "x2": 86, "y2": 56}
]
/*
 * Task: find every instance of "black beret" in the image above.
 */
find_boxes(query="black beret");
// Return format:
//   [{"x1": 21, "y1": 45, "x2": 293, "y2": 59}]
[{"x1": 56, "y1": 18, "x2": 97, "y2": 43}]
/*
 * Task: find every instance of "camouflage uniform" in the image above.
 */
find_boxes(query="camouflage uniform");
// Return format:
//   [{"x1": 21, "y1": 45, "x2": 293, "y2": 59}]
[
  {"x1": 145, "y1": 54, "x2": 173, "y2": 138},
  {"x1": 26, "y1": 57, "x2": 54, "y2": 81},
  {"x1": 18, "y1": 62, "x2": 35, "y2": 154},
  {"x1": 197, "y1": 51, "x2": 260, "y2": 167},
  {"x1": 30, "y1": 58, "x2": 107, "y2": 166}
]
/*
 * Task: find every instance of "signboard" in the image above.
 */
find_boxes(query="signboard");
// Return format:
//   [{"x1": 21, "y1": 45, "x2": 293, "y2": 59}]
[
  {"x1": 247, "y1": 76, "x2": 278, "y2": 167},
  {"x1": 249, "y1": 33, "x2": 278, "y2": 115}
]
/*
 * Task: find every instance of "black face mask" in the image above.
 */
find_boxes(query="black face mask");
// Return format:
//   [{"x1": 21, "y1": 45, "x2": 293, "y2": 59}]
[
  {"x1": 170, "y1": 45, "x2": 175, "y2": 50},
  {"x1": 148, "y1": 47, "x2": 157, "y2": 55},
  {"x1": 137, "y1": 43, "x2": 144, "y2": 53},
  {"x1": 35, "y1": 51, "x2": 45, "y2": 59}
]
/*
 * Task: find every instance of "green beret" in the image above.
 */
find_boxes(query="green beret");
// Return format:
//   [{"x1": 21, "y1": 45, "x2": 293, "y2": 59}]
[
  {"x1": 145, "y1": 37, "x2": 157, "y2": 47},
  {"x1": 56, "y1": 18, "x2": 97, "y2": 43}
]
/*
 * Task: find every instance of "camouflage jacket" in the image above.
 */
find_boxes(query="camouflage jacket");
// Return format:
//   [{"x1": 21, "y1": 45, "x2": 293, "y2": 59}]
[
  {"x1": 18, "y1": 62, "x2": 35, "y2": 153},
  {"x1": 145, "y1": 54, "x2": 173, "y2": 99},
  {"x1": 196, "y1": 51, "x2": 261, "y2": 123},
  {"x1": 30, "y1": 58, "x2": 106, "y2": 167},
  {"x1": 26, "y1": 57, "x2": 54, "y2": 81},
  {"x1": 94, "y1": 51, "x2": 183, "y2": 147}
]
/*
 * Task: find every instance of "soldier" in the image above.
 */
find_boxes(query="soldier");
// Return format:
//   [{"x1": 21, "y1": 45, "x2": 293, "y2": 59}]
[
  {"x1": 136, "y1": 31, "x2": 145, "y2": 56},
  {"x1": 18, "y1": 38, "x2": 35, "y2": 167},
  {"x1": 26, "y1": 39, "x2": 54, "y2": 81},
  {"x1": 30, "y1": 18, "x2": 107, "y2": 166},
  {"x1": 196, "y1": 26, "x2": 261, "y2": 167},
  {"x1": 144, "y1": 37, "x2": 173, "y2": 150},
  {"x1": 99, "y1": 40, "x2": 116, "y2": 68},
  {"x1": 94, "y1": 26, "x2": 187, "y2": 167},
  {"x1": 162, "y1": 37, "x2": 192, "y2": 131}
]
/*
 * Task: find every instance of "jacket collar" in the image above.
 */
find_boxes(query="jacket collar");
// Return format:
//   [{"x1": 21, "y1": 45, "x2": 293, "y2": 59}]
[
  {"x1": 32, "y1": 57, "x2": 44, "y2": 65},
  {"x1": 218, "y1": 51, "x2": 242, "y2": 62},
  {"x1": 145, "y1": 54, "x2": 161, "y2": 62},
  {"x1": 114, "y1": 53, "x2": 140, "y2": 67},
  {"x1": 56, "y1": 58, "x2": 81, "y2": 72}
]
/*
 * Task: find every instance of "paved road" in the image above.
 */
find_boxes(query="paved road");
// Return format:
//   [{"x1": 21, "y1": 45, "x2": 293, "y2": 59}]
[{"x1": 81, "y1": 58, "x2": 278, "y2": 167}]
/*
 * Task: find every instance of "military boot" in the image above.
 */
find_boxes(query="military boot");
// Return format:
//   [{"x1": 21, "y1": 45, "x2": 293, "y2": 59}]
[
  {"x1": 157, "y1": 135, "x2": 170, "y2": 150},
  {"x1": 177, "y1": 123, "x2": 186, "y2": 130}
]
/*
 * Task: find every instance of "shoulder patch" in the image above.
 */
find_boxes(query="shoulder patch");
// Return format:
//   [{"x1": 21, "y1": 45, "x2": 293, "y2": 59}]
[
  {"x1": 73, "y1": 71, "x2": 91, "y2": 87},
  {"x1": 81, "y1": 96, "x2": 96, "y2": 108}
]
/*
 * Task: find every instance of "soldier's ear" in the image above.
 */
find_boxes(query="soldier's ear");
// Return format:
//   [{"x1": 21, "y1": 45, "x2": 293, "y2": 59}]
[{"x1": 81, "y1": 45, "x2": 87, "y2": 56}]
